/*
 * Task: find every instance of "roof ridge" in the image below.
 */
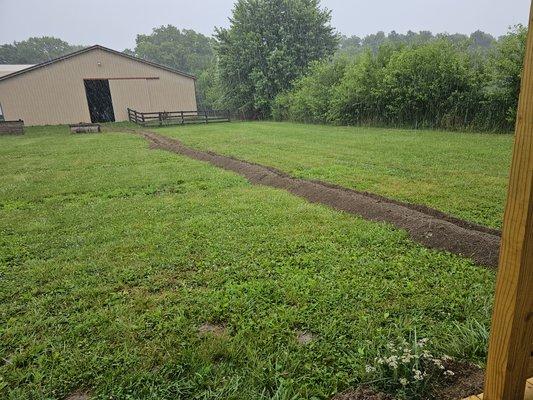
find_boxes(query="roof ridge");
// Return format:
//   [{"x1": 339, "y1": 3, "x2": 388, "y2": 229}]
[{"x1": 0, "y1": 44, "x2": 196, "y2": 82}]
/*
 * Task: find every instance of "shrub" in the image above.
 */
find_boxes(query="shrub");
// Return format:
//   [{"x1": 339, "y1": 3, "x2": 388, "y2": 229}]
[
  {"x1": 272, "y1": 57, "x2": 349, "y2": 123},
  {"x1": 274, "y1": 26, "x2": 527, "y2": 132}
]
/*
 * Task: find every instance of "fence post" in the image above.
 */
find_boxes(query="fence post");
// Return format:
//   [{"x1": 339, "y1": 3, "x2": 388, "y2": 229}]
[
  {"x1": 158, "y1": 112, "x2": 162, "y2": 126},
  {"x1": 205, "y1": 111, "x2": 208, "y2": 124}
]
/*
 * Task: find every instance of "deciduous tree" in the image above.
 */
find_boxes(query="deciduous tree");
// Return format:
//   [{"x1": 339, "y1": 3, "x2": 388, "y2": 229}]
[{"x1": 215, "y1": 0, "x2": 338, "y2": 117}]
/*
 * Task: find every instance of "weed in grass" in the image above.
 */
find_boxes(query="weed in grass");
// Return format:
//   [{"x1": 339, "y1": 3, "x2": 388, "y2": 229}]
[
  {"x1": 443, "y1": 319, "x2": 490, "y2": 364},
  {"x1": 365, "y1": 335, "x2": 455, "y2": 400}
]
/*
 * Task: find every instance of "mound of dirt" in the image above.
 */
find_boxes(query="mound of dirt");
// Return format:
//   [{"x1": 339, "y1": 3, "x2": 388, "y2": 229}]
[
  {"x1": 142, "y1": 131, "x2": 501, "y2": 267},
  {"x1": 433, "y1": 361, "x2": 484, "y2": 400}
]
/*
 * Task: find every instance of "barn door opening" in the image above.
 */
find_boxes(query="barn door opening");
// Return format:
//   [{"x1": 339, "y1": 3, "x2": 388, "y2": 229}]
[{"x1": 84, "y1": 79, "x2": 115, "y2": 123}]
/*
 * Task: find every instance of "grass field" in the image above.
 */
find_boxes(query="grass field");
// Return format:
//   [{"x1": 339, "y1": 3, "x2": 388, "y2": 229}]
[
  {"x1": 158, "y1": 122, "x2": 513, "y2": 229},
  {"x1": 0, "y1": 125, "x2": 496, "y2": 399}
]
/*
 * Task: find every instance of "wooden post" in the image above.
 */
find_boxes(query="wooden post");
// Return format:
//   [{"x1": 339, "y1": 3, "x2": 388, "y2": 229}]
[
  {"x1": 484, "y1": 1, "x2": 533, "y2": 399},
  {"x1": 181, "y1": 111, "x2": 184, "y2": 125}
]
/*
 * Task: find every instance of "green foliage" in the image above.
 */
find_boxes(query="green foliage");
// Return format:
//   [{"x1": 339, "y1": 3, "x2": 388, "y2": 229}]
[
  {"x1": 129, "y1": 26, "x2": 215, "y2": 76},
  {"x1": 484, "y1": 24, "x2": 528, "y2": 126},
  {"x1": 0, "y1": 125, "x2": 495, "y2": 399},
  {"x1": 275, "y1": 26, "x2": 526, "y2": 132},
  {"x1": 327, "y1": 48, "x2": 390, "y2": 125},
  {"x1": 380, "y1": 41, "x2": 472, "y2": 128},
  {"x1": 442, "y1": 319, "x2": 491, "y2": 364},
  {"x1": 196, "y1": 63, "x2": 226, "y2": 110},
  {"x1": 0, "y1": 37, "x2": 84, "y2": 63},
  {"x1": 215, "y1": 0, "x2": 338, "y2": 118},
  {"x1": 272, "y1": 57, "x2": 349, "y2": 123},
  {"x1": 337, "y1": 30, "x2": 495, "y2": 58}
]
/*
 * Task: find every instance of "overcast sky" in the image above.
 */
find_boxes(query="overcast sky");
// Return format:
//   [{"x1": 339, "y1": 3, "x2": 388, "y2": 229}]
[{"x1": 0, "y1": 0, "x2": 530, "y2": 50}]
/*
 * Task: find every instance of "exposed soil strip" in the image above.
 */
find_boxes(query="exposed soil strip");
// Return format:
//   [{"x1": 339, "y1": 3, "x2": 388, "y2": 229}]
[{"x1": 141, "y1": 131, "x2": 501, "y2": 267}]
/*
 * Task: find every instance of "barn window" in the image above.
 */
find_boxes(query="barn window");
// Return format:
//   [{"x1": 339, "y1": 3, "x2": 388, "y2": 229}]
[{"x1": 0, "y1": 102, "x2": 4, "y2": 121}]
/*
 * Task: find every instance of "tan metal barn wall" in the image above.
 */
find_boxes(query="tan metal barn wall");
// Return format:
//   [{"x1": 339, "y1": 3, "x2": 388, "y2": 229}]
[{"x1": 0, "y1": 48, "x2": 197, "y2": 126}]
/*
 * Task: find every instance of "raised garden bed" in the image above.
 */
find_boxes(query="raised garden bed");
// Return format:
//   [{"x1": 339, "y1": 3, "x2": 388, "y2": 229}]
[
  {"x1": 0, "y1": 119, "x2": 24, "y2": 135},
  {"x1": 69, "y1": 123, "x2": 101, "y2": 134}
]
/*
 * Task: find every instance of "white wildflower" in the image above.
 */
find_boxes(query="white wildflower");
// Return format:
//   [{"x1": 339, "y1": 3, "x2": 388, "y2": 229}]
[
  {"x1": 401, "y1": 354, "x2": 413, "y2": 363},
  {"x1": 386, "y1": 355, "x2": 399, "y2": 369},
  {"x1": 365, "y1": 365, "x2": 376, "y2": 373},
  {"x1": 413, "y1": 369, "x2": 424, "y2": 381},
  {"x1": 399, "y1": 378, "x2": 408, "y2": 386},
  {"x1": 421, "y1": 350, "x2": 432, "y2": 359},
  {"x1": 444, "y1": 370, "x2": 455, "y2": 376}
]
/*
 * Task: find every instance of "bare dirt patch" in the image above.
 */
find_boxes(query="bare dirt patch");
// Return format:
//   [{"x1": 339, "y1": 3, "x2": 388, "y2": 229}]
[
  {"x1": 65, "y1": 391, "x2": 91, "y2": 400},
  {"x1": 141, "y1": 131, "x2": 501, "y2": 267},
  {"x1": 296, "y1": 330, "x2": 315, "y2": 345},
  {"x1": 198, "y1": 322, "x2": 227, "y2": 337},
  {"x1": 433, "y1": 361, "x2": 484, "y2": 400}
]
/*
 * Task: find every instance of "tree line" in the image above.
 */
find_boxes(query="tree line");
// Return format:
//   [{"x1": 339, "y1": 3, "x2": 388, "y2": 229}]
[
  {"x1": 0, "y1": 0, "x2": 526, "y2": 131},
  {"x1": 274, "y1": 26, "x2": 526, "y2": 132}
]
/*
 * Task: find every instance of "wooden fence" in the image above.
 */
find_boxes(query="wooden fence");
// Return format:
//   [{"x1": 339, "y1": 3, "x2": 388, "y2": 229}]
[{"x1": 127, "y1": 108, "x2": 232, "y2": 127}]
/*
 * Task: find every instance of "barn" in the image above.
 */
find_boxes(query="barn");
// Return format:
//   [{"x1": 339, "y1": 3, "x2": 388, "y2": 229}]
[{"x1": 0, "y1": 45, "x2": 197, "y2": 126}]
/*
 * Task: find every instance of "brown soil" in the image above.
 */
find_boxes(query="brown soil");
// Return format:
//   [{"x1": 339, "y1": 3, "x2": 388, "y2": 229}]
[
  {"x1": 198, "y1": 322, "x2": 227, "y2": 337},
  {"x1": 433, "y1": 361, "x2": 485, "y2": 400},
  {"x1": 296, "y1": 330, "x2": 315, "y2": 345},
  {"x1": 141, "y1": 131, "x2": 501, "y2": 267},
  {"x1": 65, "y1": 391, "x2": 91, "y2": 400}
]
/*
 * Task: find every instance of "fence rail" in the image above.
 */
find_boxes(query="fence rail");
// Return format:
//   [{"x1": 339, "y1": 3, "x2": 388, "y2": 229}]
[{"x1": 127, "y1": 108, "x2": 233, "y2": 126}]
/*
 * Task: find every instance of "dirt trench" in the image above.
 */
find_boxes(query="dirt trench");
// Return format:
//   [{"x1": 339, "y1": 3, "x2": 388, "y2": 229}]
[{"x1": 141, "y1": 130, "x2": 501, "y2": 267}]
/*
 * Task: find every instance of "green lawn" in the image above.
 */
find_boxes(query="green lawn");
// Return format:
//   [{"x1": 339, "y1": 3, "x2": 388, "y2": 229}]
[
  {"x1": 158, "y1": 122, "x2": 513, "y2": 229},
  {"x1": 0, "y1": 126, "x2": 495, "y2": 399}
]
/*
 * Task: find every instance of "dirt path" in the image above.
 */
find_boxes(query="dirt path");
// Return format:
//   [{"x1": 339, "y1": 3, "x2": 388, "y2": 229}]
[{"x1": 141, "y1": 130, "x2": 501, "y2": 267}]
